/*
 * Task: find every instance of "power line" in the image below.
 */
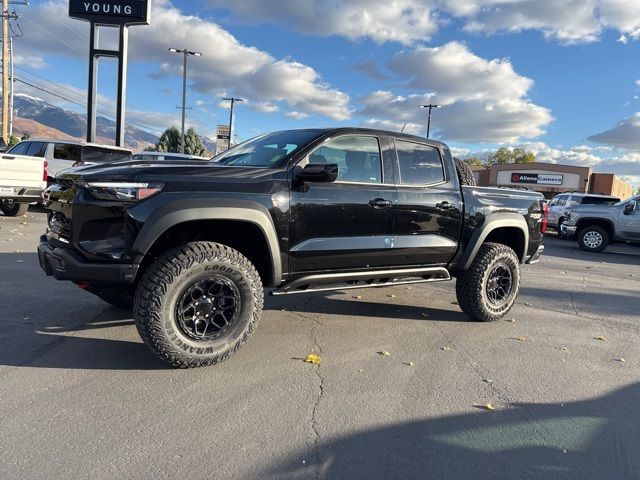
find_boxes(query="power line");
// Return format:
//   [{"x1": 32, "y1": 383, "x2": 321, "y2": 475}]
[
  {"x1": 12, "y1": 75, "x2": 165, "y2": 135},
  {"x1": 20, "y1": 16, "x2": 85, "y2": 56}
]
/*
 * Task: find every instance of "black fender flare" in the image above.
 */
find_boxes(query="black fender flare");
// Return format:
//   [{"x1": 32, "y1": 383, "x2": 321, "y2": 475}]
[
  {"x1": 458, "y1": 213, "x2": 530, "y2": 271},
  {"x1": 130, "y1": 198, "x2": 282, "y2": 286}
]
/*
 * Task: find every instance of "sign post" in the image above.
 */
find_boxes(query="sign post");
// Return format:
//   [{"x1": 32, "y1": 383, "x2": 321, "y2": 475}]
[{"x1": 69, "y1": 0, "x2": 151, "y2": 147}]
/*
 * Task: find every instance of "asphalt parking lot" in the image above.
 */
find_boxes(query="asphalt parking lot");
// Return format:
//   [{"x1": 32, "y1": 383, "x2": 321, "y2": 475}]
[{"x1": 1, "y1": 208, "x2": 639, "y2": 480}]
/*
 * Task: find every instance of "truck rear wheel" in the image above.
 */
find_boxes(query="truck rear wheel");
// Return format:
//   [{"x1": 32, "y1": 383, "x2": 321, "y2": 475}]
[
  {"x1": 456, "y1": 243, "x2": 520, "y2": 322},
  {"x1": 577, "y1": 225, "x2": 609, "y2": 252},
  {"x1": 0, "y1": 203, "x2": 28, "y2": 217},
  {"x1": 134, "y1": 242, "x2": 263, "y2": 368}
]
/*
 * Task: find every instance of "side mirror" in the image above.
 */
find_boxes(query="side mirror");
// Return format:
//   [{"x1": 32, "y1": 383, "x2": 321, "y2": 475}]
[
  {"x1": 624, "y1": 202, "x2": 636, "y2": 215},
  {"x1": 300, "y1": 163, "x2": 339, "y2": 183}
]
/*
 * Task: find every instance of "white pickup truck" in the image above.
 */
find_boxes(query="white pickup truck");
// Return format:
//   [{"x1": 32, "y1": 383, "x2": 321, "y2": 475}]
[{"x1": 0, "y1": 152, "x2": 47, "y2": 217}]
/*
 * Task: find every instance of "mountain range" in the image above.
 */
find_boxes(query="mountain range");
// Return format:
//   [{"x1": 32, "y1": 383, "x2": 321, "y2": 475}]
[{"x1": 11, "y1": 94, "x2": 216, "y2": 153}]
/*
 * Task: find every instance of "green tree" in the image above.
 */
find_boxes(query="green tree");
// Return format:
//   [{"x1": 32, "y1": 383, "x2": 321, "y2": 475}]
[
  {"x1": 155, "y1": 126, "x2": 209, "y2": 156},
  {"x1": 21, "y1": 133, "x2": 31, "y2": 141},
  {"x1": 486, "y1": 147, "x2": 535, "y2": 165},
  {"x1": 8, "y1": 135, "x2": 20, "y2": 147},
  {"x1": 463, "y1": 157, "x2": 484, "y2": 166}
]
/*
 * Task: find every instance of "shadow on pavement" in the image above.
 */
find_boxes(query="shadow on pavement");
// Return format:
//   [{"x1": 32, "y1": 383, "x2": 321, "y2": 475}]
[
  {"x1": 256, "y1": 383, "x2": 640, "y2": 480},
  {"x1": 542, "y1": 237, "x2": 640, "y2": 266}
]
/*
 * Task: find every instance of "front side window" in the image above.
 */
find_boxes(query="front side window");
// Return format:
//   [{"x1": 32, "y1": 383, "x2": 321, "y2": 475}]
[
  {"x1": 309, "y1": 136, "x2": 382, "y2": 184},
  {"x1": 54, "y1": 144, "x2": 81, "y2": 161},
  {"x1": 395, "y1": 140, "x2": 445, "y2": 186},
  {"x1": 557, "y1": 195, "x2": 568, "y2": 207}
]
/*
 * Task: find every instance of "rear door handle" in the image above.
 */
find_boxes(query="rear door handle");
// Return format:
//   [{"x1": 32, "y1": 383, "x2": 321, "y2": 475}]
[
  {"x1": 369, "y1": 198, "x2": 392, "y2": 208},
  {"x1": 436, "y1": 201, "x2": 456, "y2": 210}
]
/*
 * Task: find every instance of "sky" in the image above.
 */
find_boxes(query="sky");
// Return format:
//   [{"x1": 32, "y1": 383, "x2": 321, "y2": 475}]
[{"x1": 9, "y1": 0, "x2": 640, "y2": 187}]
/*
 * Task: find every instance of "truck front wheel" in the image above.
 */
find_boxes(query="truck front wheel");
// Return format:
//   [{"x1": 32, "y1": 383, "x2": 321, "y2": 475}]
[
  {"x1": 456, "y1": 243, "x2": 521, "y2": 322},
  {"x1": 134, "y1": 242, "x2": 263, "y2": 368}
]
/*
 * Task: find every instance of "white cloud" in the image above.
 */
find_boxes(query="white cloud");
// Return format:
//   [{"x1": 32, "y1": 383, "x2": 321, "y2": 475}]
[
  {"x1": 206, "y1": 0, "x2": 640, "y2": 44},
  {"x1": 588, "y1": 113, "x2": 640, "y2": 149},
  {"x1": 205, "y1": 0, "x2": 437, "y2": 44},
  {"x1": 359, "y1": 43, "x2": 552, "y2": 144},
  {"x1": 16, "y1": 0, "x2": 352, "y2": 121},
  {"x1": 285, "y1": 111, "x2": 310, "y2": 120}
]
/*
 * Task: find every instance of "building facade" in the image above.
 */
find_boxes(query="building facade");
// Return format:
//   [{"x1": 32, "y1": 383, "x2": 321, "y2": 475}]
[{"x1": 470, "y1": 162, "x2": 634, "y2": 200}]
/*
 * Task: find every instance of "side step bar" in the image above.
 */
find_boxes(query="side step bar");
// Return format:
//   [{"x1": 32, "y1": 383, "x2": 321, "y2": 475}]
[{"x1": 271, "y1": 267, "x2": 451, "y2": 296}]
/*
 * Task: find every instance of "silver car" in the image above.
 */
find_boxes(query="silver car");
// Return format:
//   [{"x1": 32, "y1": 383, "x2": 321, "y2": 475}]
[{"x1": 548, "y1": 192, "x2": 619, "y2": 236}]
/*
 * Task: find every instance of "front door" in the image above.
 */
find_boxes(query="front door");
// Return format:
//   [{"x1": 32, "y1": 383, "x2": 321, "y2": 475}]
[
  {"x1": 289, "y1": 134, "x2": 396, "y2": 273},
  {"x1": 619, "y1": 200, "x2": 640, "y2": 241}
]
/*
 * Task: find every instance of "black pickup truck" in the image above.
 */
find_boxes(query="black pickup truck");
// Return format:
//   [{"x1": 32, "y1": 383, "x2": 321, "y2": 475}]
[{"x1": 39, "y1": 128, "x2": 547, "y2": 368}]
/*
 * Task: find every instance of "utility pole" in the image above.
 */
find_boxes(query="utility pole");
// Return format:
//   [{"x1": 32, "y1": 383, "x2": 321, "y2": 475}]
[
  {"x1": 8, "y1": 35, "x2": 12, "y2": 136},
  {"x1": 1, "y1": 0, "x2": 26, "y2": 144},
  {"x1": 169, "y1": 48, "x2": 202, "y2": 154},
  {"x1": 419, "y1": 104, "x2": 442, "y2": 139},
  {"x1": 222, "y1": 97, "x2": 243, "y2": 146}
]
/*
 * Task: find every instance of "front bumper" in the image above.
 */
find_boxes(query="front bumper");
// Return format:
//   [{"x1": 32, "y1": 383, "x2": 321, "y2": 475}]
[
  {"x1": 38, "y1": 235, "x2": 139, "y2": 284},
  {"x1": 526, "y1": 245, "x2": 545, "y2": 265},
  {"x1": 561, "y1": 224, "x2": 578, "y2": 236}
]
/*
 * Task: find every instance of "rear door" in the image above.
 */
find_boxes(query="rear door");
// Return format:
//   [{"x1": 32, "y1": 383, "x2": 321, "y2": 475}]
[
  {"x1": 391, "y1": 139, "x2": 463, "y2": 267},
  {"x1": 289, "y1": 134, "x2": 397, "y2": 273}
]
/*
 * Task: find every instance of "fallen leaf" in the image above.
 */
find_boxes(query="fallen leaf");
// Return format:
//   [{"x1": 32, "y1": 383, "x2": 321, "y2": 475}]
[
  {"x1": 476, "y1": 403, "x2": 495, "y2": 412},
  {"x1": 406, "y1": 362, "x2": 415, "y2": 367},
  {"x1": 378, "y1": 351, "x2": 391, "y2": 357},
  {"x1": 441, "y1": 347, "x2": 452, "y2": 351},
  {"x1": 596, "y1": 336, "x2": 606, "y2": 341},
  {"x1": 451, "y1": 301, "x2": 459, "y2": 305},
  {"x1": 506, "y1": 318, "x2": 516, "y2": 323},
  {"x1": 353, "y1": 295, "x2": 363, "y2": 300},
  {"x1": 357, "y1": 369, "x2": 364, "y2": 373},
  {"x1": 304, "y1": 353, "x2": 321, "y2": 365},
  {"x1": 387, "y1": 294, "x2": 397, "y2": 298},
  {"x1": 421, "y1": 313, "x2": 430, "y2": 318},
  {"x1": 614, "y1": 358, "x2": 626, "y2": 363},
  {"x1": 515, "y1": 336, "x2": 526, "y2": 342},
  {"x1": 525, "y1": 302, "x2": 533, "y2": 307},
  {"x1": 483, "y1": 379, "x2": 493, "y2": 384},
  {"x1": 557, "y1": 347, "x2": 569, "y2": 352}
]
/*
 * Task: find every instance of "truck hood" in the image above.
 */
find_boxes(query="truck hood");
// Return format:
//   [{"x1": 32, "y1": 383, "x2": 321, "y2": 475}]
[{"x1": 56, "y1": 160, "x2": 280, "y2": 183}]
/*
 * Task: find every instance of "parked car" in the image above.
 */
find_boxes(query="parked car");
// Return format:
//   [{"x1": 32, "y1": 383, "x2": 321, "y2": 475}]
[
  {"x1": 548, "y1": 192, "x2": 620, "y2": 237},
  {"x1": 38, "y1": 128, "x2": 547, "y2": 368},
  {"x1": 0, "y1": 151, "x2": 47, "y2": 216},
  {"x1": 6, "y1": 139, "x2": 132, "y2": 180},
  {"x1": 132, "y1": 152, "x2": 210, "y2": 162},
  {"x1": 561, "y1": 195, "x2": 640, "y2": 251}
]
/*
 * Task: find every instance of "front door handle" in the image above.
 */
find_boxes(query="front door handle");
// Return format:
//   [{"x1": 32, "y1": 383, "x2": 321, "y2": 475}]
[{"x1": 369, "y1": 198, "x2": 392, "y2": 209}]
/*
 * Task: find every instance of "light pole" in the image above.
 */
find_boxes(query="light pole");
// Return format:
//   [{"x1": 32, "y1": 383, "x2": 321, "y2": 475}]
[
  {"x1": 222, "y1": 97, "x2": 243, "y2": 146},
  {"x1": 419, "y1": 104, "x2": 442, "y2": 139},
  {"x1": 169, "y1": 48, "x2": 202, "y2": 153}
]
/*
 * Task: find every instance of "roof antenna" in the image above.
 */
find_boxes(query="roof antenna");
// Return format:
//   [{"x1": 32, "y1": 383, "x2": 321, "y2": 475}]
[{"x1": 401, "y1": 123, "x2": 407, "y2": 133}]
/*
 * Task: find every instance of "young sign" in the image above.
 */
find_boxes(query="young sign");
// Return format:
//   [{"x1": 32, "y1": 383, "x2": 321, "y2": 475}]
[{"x1": 69, "y1": 0, "x2": 151, "y2": 26}]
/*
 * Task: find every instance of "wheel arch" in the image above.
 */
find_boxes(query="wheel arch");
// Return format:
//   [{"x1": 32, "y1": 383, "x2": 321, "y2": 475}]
[
  {"x1": 575, "y1": 218, "x2": 615, "y2": 239},
  {"x1": 131, "y1": 200, "x2": 282, "y2": 287},
  {"x1": 456, "y1": 213, "x2": 529, "y2": 272}
]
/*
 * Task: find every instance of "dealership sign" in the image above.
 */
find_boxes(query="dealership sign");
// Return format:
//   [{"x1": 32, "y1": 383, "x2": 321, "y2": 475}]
[
  {"x1": 216, "y1": 125, "x2": 231, "y2": 156},
  {"x1": 511, "y1": 173, "x2": 564, "y2": 186},
  {"x1": 69, "y1": 0, "x2": 151, "y2": 26}
]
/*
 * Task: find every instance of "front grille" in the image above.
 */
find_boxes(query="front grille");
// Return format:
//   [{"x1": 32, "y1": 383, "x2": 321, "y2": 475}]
[{"x1": 48, "y1": 212, "x2": 71, "y2": 242}]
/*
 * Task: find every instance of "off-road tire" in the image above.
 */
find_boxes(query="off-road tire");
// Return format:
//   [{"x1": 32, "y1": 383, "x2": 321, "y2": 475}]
[
  {"x1": 0, "y1": 203, "x2": 28, "y2": 217},
  {"x1": 90, "y1": 287, "x2": 134, "y2": 309},
  {"x1": 456, "y1": 243, "x2": 521, "y2": 322},
  {"x1": 454, "y1": 158, "x2": 477, "y2": 186},
  {"x1": 134, "y1": 242, "x2": 263, "y2": 368},
  {"x1": 578, "y1": 225, "x2": 609, "y2": 252}
]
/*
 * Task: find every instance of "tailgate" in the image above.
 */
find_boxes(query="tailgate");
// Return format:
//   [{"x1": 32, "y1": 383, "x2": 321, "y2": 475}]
[{"x1": 0, "y1": 154, "x2": 46, "y2": 189}]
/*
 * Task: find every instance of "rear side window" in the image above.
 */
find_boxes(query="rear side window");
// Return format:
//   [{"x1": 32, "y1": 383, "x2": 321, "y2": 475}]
[
  {"x1": 311, "y1": 135, "x2": 383, "y2": 184},
  {"x1": 582, "y1": 196, "x2": 619, "y2": 205},
  {"x1": 82, "y1": 147, "x2": 131, "y2": 163},
  {"x1": 395, "y1": 140, "x2": 445, "y2": 186},
  {"x1": 54, "y1": 144, "x2": 81, "y2": 161},
  {"x1": 8, "y1": 142, "x2": 29, "y2": 155},
  {"x1": 568, "y1": 196, "x2": 580, "y2": 207},
  {"x1": 26, "y1": 142, "x2": 47, "y2": 157}
]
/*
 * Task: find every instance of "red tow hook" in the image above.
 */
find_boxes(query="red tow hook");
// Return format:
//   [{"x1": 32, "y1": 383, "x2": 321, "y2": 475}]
[{"x1": 77, "y1": 281, "x2": 92, "y2": 290}]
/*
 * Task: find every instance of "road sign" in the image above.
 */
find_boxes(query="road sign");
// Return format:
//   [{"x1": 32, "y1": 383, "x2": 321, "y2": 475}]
[{"x1": 216, "y1": 124, "x2": 231, "y2": 155}]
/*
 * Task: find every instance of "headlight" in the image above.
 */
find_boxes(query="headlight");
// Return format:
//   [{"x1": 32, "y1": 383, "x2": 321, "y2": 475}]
[{"x1": 83, "y1": 182, "x2": 164, "y2": 202}]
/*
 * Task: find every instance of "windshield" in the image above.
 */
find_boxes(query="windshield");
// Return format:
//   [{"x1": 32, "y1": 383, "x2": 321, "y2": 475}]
[
  {"x1": 213, "y1": 130, "x2": 322, "y2": 167},
  {"x1": 614, "y1": 195, "x2": 640, "y2": 207}
]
